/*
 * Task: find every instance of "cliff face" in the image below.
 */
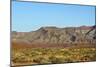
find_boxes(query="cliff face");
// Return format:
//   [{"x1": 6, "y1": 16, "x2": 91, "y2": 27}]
[{"x1": 12, "y1": 26, "x2": 96, "y2": 46}]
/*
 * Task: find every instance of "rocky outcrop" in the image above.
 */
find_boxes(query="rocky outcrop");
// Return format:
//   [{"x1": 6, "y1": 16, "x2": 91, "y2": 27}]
[{"x1": 12, "y1": 26, "x2": 96, "y2": 45}]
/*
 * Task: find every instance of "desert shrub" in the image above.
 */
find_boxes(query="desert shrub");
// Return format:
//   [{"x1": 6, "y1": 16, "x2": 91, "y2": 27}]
[
  {"x1": 49, "y1": 55, "x2": 66, "y2": 63},
  {"x1": 12, "y1": 47, "x2": 96, "y2": 66}
]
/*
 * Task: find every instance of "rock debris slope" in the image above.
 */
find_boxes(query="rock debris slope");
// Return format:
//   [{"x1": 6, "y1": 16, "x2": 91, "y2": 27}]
[{"x1": 12, "y1": 26, "x2": 96, "y2": 47}]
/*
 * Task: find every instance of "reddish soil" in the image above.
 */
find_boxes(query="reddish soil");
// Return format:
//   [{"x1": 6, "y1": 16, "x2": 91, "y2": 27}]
[{"x1": 12, "y1": 41, "x2": 96, "y2": 49}]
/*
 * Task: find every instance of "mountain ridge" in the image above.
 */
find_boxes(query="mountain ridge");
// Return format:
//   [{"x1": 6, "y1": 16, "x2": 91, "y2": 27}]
[{"x1": 12, "y1": 25, "x2": 96, "y2": 48}]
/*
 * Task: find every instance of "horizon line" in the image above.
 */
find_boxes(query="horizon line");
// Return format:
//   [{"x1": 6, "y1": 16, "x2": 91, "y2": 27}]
[{"x1": 12, "y1": 25, "x2": 95, "y2": 32}]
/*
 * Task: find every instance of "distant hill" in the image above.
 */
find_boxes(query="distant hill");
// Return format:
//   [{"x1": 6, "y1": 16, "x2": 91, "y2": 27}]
[{"x1": 12, "y1": 26, "x2": 96, "y2": 48}]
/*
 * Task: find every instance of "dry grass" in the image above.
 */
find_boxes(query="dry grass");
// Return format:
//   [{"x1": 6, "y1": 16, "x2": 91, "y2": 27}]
[{"x1": 11, "y1": 47, "x2": 96, "y2": 66}]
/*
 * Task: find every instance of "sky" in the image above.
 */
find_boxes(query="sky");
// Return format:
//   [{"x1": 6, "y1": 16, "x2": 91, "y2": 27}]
[{"x1": 12, "y1": 1, "x2": 96, "y2": 32}]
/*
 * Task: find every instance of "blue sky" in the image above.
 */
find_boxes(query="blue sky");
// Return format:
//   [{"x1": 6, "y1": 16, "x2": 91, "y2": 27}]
[{"x1": 12, "y1": 1, "x2": 96, "y2": 32}]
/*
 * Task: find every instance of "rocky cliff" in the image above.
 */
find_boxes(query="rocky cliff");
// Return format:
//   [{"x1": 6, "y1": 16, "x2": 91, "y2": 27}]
[{"x1": 12, "y1": 26, "x2": 96, "y2": 47}]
